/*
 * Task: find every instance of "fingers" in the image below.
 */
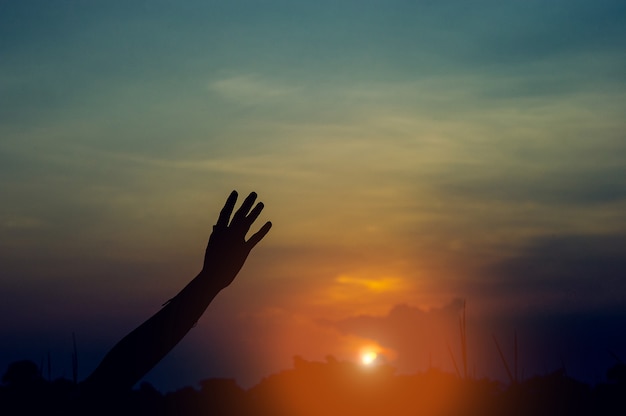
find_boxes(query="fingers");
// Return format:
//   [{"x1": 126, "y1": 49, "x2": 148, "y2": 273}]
[
  {"x1": 232, "y1": 192, "x2": 257, "y2": 223},
  {"x1": 216, "y1": 190, "x2": 238, "y2": 228},
  {"x1": 247, "y1": 221, "x2": 272, "y2": 248},
  {"x1": 215, "y1": 191, "x2": 268, "y2": 236},
  {"x1": 245, "y1": 201, "x2": 264, "y2": 225}
]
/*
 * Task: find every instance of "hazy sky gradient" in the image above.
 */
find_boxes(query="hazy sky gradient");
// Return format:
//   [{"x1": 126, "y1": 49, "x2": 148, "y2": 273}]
[{"x1": 2, "y1": 0, "x2": 625, "y2": 390}]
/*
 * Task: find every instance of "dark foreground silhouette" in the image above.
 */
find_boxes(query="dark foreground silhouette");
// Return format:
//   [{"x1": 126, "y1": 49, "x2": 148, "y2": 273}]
[{"x1": 2, "y1": 356, "x2": 625, "y2": 415}]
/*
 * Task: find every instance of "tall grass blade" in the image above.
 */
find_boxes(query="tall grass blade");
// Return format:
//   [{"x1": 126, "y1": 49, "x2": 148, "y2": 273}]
[
  {"x1": 446, "y1": 341, "x2": 461, "y2": 379},
  {"x1": 460, "y1": 300, "x2": 468, "y2": 379},
  {"x1": 514, "y1": 331, "x2": 518, "y2": 383},
  {"x1": 72, "y1": 332, "x2": 78, "y2": 384},
  {"x1": 493, "y1": 334, "x2": 514, "y2": 384}
]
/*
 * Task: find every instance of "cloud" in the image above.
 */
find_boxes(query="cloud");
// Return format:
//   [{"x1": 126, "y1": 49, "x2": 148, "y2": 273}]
[
  {"x1": 438, "y1": 165, "x2": 626, "y2": 206},
  {"x1": 321, "y1": 300, "x2": 465, "y2": 372},
  {"x1": 210, "y1": 75, "x2": 301, "y2": 104},
  {"x1": 476, "y1": 233, "x2": 626, "y2": 309}
]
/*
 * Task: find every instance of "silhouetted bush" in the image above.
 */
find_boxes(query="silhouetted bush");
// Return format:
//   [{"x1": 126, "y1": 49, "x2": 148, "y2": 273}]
[{"x1": 2, "y1": 357, "x2": 626, "y2": 415}]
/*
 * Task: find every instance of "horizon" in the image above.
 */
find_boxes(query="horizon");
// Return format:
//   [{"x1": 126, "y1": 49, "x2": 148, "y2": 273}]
[{"x1": 1, "y1": 0, "x2": 625, "y2": 393}]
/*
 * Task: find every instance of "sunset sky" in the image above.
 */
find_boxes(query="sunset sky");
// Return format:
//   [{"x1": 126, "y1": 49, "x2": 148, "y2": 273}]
[{"x1": 1, "y1": 1, "x2": 625, "y2": 391}]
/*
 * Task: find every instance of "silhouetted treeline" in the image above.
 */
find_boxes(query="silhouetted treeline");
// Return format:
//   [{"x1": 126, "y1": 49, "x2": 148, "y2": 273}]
[{"x1": 2, "y1": 356, "x2": 625, "y2": 415}]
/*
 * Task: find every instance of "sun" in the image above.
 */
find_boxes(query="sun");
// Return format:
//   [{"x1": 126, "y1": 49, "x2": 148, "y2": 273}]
[{"x1": 361, "y1": 351, "x2": 378, "y2": 366}]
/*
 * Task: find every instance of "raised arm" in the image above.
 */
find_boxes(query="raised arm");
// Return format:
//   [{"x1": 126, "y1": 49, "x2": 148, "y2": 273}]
[{"x1": 82, "y1": 191, "x2": 271, "y2": 393}]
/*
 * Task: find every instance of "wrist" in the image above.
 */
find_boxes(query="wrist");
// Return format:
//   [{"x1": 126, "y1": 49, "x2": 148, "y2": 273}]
[{"x1": 197, "y1": 269, "x2": 230, "y2": 292}]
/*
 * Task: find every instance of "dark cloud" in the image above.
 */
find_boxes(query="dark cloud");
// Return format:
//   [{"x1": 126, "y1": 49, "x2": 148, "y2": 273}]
[
  {"x1": 439, "y1": 165, "x2": 626, "y2": 206},
  {"x1": 478, "y1": 233, "x2": 626, "y2": 307}
]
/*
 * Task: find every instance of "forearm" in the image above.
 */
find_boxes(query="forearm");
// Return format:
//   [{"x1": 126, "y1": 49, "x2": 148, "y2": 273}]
[
  {"x1": 81, "y1": 190, "x2": 271, "y2": 395},
  {"x1": 83, "y1": 271, "x2": 222, "y2": 392}
]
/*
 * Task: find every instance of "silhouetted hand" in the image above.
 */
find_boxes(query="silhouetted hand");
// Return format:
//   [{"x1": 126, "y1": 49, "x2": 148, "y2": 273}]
[
  {"x1": 83, "y1": 190, "x2": 271, "y2": 395},
  {"x1": 202, "y1": 191, "x2": 272, "y2": 290}
]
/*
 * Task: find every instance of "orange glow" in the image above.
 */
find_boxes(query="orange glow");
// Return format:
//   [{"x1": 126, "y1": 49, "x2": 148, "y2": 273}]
[
  {"x1": 335, "y1": 274, "x2": 406, "y2": 293},
  {"x1": 302, "y1": 272, "x2": 416, "y2": 317},
  {"x1": 360, "y1": 351, "x2": 377, "y2": 366}
]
